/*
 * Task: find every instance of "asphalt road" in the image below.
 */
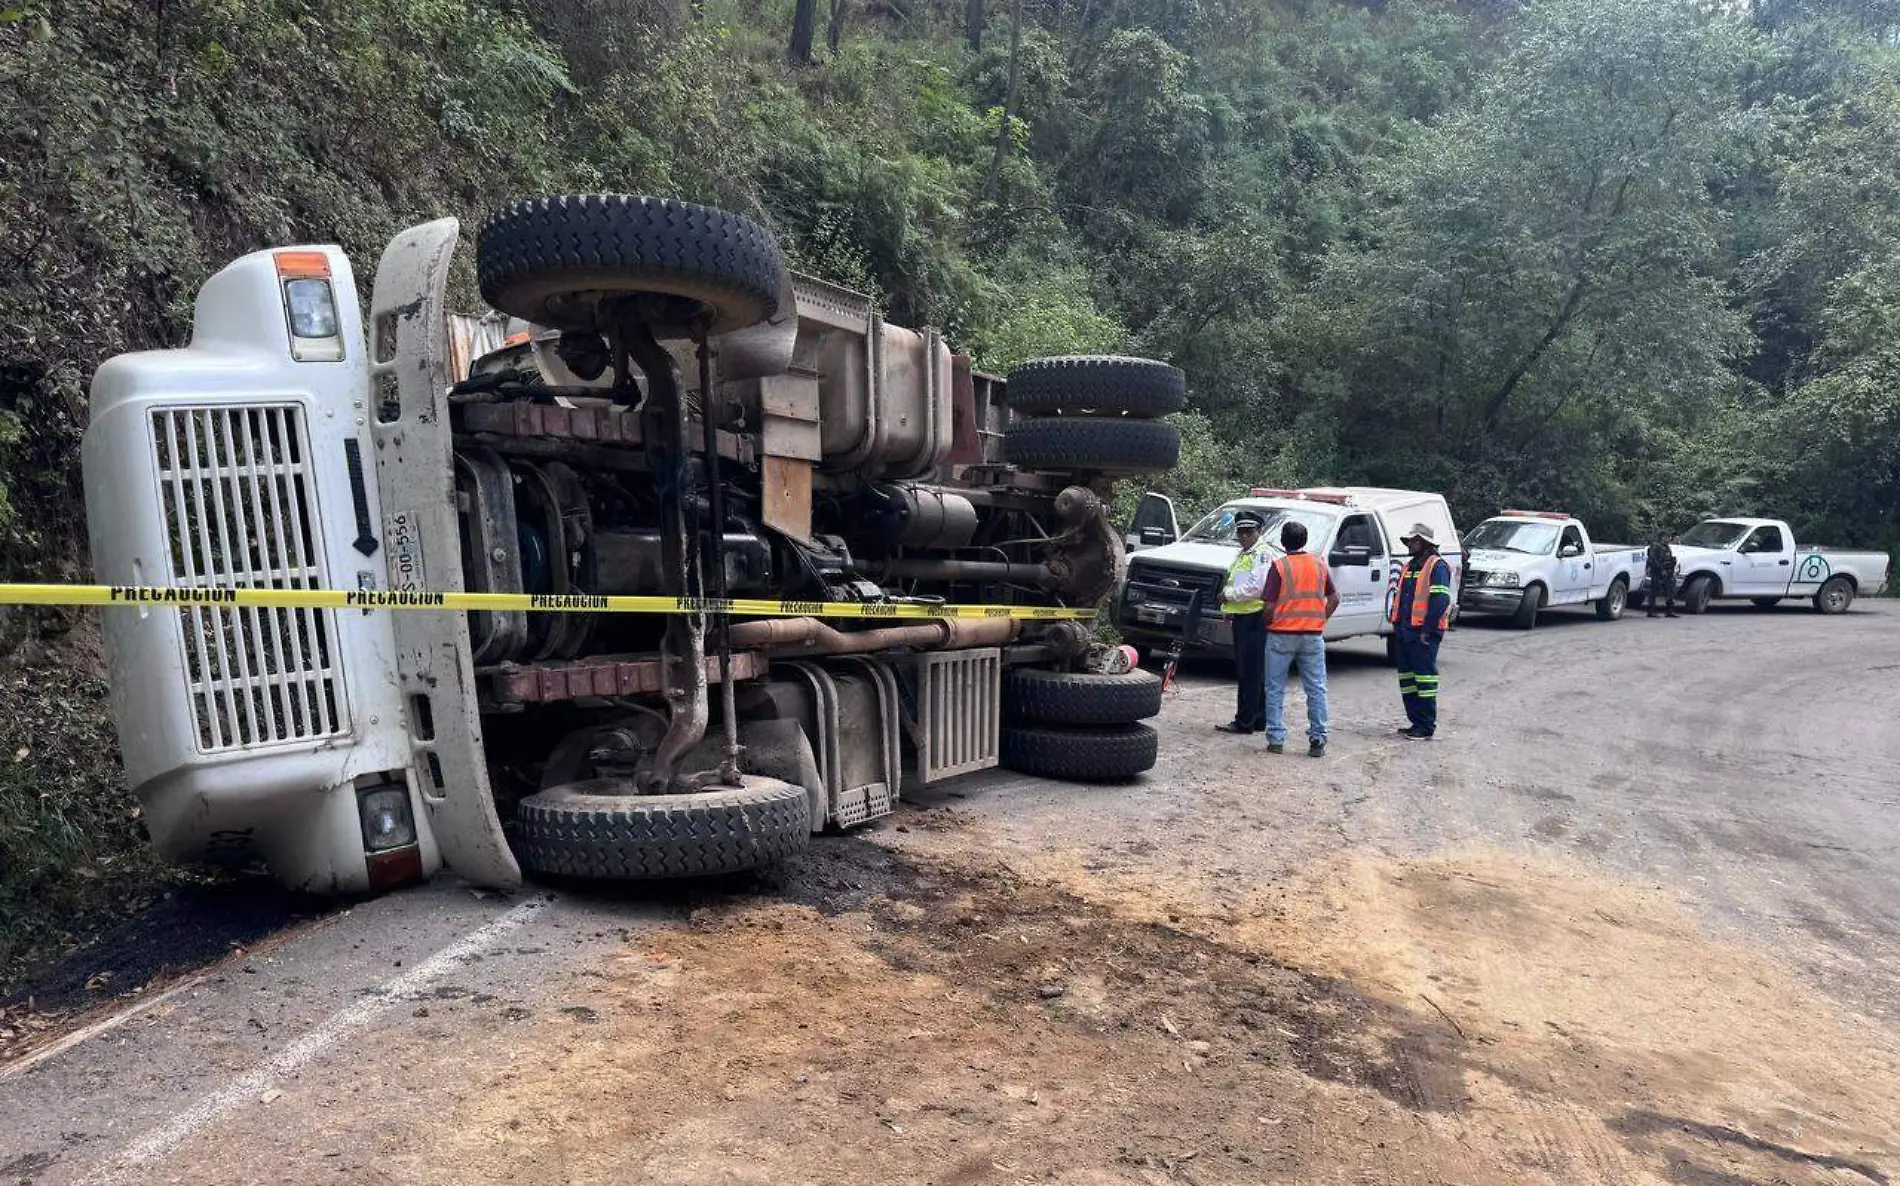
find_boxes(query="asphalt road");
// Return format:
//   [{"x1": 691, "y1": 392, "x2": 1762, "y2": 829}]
[{"x1": 2, "y1": 599, "x2": 1896, "y2": 1185}]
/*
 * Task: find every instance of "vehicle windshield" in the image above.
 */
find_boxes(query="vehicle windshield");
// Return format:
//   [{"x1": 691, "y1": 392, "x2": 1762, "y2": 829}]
[
  {"x1": 1464, "y1": 519, "x2": 1561, "y2": 555},
  {"x1": 1182, "y1": 503, "x2": 1338, "y2": 549},
  {"x1": 1680, "y1": 521, "x2": 1752, "y2": 549}
]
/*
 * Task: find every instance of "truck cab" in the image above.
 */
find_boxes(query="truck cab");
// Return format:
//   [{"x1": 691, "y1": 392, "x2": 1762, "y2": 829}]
[
  {"x1": 1459, "y1": 511, "x2": 1645, "y2": 628},
  {"x1": 1114, "y1": 487, "x2": 1463, "y2": 659}
]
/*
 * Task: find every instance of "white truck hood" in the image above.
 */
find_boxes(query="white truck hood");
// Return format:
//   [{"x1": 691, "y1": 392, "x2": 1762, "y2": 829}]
[
  {"x1": 1469, "y1": 547, "x2": 1543, "y2": 571},
  {"x1": 1668, "y1": 545, "x2": 1725, "y2": 567},
  {"x1": 1126, "y1": 539, "x2": 1248, "y2": 573}
]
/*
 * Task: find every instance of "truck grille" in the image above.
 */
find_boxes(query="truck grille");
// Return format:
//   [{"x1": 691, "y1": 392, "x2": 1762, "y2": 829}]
[
  {"x1": 152, "y1": 406, "x2": 348, "y2": 752},
  {"x1": 1126, "y1": 560, "x2": 1225, "y2": 599}
]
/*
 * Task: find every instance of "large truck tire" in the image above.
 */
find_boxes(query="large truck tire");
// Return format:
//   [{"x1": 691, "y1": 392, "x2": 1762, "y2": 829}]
[
  {"x1": 1003, "y1": 417, "x2": 1180, "y2": 473},
  {"x1": 1003, "y1": 356, "x2": 1187, "y2": 417},
  {"x1": 999, "y1": 722, "x2": 1158, "y2": 781},
  {"x1": 1002, "y1": 668, "x2": 1163, "y2": 726},
  {"x1": 477, "y1": 195, "x2": 785, "y2": 336},
  {"x1": 515, "y1": 776, "x2": 809, "y2": 879}
]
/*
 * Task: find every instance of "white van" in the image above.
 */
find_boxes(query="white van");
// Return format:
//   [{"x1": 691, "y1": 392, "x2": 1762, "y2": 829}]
[{"x1": 1116, "y1": 487, "x2": 1464, "y2": 660}]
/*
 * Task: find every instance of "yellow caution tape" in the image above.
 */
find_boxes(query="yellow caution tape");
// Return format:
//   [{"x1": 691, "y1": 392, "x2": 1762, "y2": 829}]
[{"x1": 0, "y1": 583, "x2": 1096, "y2": 621}]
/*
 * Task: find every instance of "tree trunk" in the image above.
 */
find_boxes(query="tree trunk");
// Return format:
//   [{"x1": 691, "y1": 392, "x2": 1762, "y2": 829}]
[
  {"x1": 985, "y1": 0, "x2": 1023, "y2": 197},
  {"x1": 789, "y1": 0, "x2": 817, "y2": 65},
  {"x1": 1480, "y1": 277, "x2": 1589, "y2": 430},
  {"x1": 828, "y1": 0, "x2": 848, "y2": 52},
  {"x1": 965, "y1": 0, "x2": 983, "y2": 51}
]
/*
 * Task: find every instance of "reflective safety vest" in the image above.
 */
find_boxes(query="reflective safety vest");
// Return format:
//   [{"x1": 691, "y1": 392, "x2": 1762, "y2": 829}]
[
  {"x1": 1268, "y1": 552, "x2": 1329, "y2": 634},
  {"x1": 1221, "y1": 547, "x2": 1266, "y2": 615},
  {"x1": 1390, "y1": 554, "x2": 1453, "y2": 631}
]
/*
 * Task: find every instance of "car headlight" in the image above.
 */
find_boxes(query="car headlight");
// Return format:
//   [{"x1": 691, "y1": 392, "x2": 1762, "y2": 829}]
[
  {"x1": 1485, "y1": 570, "x2": 1521, "y2": 588},
  {"x1": 358, "y1": 784, "x2": 418, "y2": 852}
]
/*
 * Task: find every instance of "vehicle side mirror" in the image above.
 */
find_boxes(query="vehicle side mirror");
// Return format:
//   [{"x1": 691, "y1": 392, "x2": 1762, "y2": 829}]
[
  {"x1": 1131, "y1": 492, "x2": 1179, "y2": 548},
  {"x1": 1560, "y1": 545, "x2": 1581, "y2": 558},
  {"x1": 1330, "y1": 545, "x2": 1372, "y2": 567}
]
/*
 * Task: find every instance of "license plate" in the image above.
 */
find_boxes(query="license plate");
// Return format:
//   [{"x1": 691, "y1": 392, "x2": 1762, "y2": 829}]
[
  {"x1": 385, "y1": 509, "x2": 426, "y2": 591},
  {"x1": 1136, "y1": 606, "x2": 1171, "y2": 624}
]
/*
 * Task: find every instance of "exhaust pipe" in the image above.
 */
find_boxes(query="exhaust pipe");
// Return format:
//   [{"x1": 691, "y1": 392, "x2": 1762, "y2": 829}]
[{"x1": 728, "y1": 616, "x2": 1020, "y2": 654}]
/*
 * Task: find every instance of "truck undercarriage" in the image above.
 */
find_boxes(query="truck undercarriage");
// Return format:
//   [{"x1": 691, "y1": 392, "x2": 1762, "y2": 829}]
[{"x1": 83, "y1": 195, "x2": 1186, "y2": 893}]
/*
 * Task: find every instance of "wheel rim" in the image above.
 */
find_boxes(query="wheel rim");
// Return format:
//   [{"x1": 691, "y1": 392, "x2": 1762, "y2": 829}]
[
  {"x1": 1827, "y1": 584, "x2": 1848, "y2": 611},
  {"x1": 1609, "y1": 586, "x2": 1625, "y2": 615}
]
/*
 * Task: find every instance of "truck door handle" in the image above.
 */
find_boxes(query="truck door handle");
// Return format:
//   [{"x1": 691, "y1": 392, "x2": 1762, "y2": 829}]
[
  {"x1": 1583, "y1": 563, "x2": 1592, "y2": 569},
  {"x1": 1370, "y1": 570, "x2": 1382, "y2": 581},
  {"x1": 1779, "y1": 559, "x2": 1790, "y2": 565}
]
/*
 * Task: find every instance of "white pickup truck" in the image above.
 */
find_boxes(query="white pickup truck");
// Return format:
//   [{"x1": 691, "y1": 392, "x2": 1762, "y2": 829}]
[
  {"x1": 1661, "y1": 518, "x2": 1891, "y2": 615},
  {"x1": 1458, "y1": 511, "x2": 1646, "y2": 629}
]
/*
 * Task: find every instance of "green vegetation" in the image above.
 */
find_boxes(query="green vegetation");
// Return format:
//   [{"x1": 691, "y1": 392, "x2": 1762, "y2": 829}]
[
  {"x1": 2, "y1": 0, "x2": 1897, "y2": 981},
  {"x1": 0, "y1": 652, "x2": 174, "y2": 989}
]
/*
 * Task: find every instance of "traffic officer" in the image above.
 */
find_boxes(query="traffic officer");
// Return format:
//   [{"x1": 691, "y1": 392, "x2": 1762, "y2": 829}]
[
  {"x1": 1390, "y1": 523, "x2": 1453, "y2": 740},
  {"x1": 1215, "y1": 510, "x2": 1272, "y2": 734},
  {"x1": 1645, "y1": 531, "x2": 1679, "y2": 618},
  {"x1": 1260, "y1": 520, "x2": 1340, "y2": 757}
]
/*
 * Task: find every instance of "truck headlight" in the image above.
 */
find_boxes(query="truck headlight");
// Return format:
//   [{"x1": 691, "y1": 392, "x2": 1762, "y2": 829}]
[
  {"x1": 1485, "y1": 571, "x2": 1520, "y2": 588},
  {"x1": 274, "y1": 250, "x2": 346, "y2": 362},
  {"x1": 358, "y1": 785, "x2": 418, "y2": 852},
  {"x1": 285, "y1": 278, "x2": 340, "y2": 338}
]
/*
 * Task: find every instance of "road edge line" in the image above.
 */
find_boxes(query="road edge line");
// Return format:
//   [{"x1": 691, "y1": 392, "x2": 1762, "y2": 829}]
[{"x1": 77, "y1": 894, "x2": 551, "y2": 1184}]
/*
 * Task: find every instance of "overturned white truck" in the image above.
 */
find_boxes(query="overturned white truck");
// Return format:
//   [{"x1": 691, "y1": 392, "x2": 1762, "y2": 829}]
[{"x1": 81, "y1": 196, "x2": 1184, "y2": 894}]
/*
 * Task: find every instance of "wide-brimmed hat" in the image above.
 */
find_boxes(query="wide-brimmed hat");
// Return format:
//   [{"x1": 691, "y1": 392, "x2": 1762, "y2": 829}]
[{"x1": 1400, "y1": 522, "x2": 1437, "y2": 545}]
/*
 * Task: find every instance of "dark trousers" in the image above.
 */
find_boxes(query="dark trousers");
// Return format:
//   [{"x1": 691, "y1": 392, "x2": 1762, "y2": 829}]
[
  {"x1": 1231, "y1": 612, "x2": 1266, "y2": 729},
  {"x1": 1646, "y1": 573, "x2": 1676, "y2": 615},
  {"x1": 1394, "y1": 629, "x2": 1441, "y2": 735}
]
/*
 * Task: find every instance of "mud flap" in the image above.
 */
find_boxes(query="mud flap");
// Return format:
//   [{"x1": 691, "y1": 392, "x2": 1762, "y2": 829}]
[{"x1": 368, "y1": 218, "x2": 522, "y2": 890}]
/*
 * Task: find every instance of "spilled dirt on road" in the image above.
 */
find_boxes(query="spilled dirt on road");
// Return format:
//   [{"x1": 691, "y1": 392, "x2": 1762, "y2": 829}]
[
  {"x1": 160, "y1": 833, "x2": 1900, "y2": 1186},
  {"x1": 387, "y1": 843, "x2": 1471, "y2": 1186}
]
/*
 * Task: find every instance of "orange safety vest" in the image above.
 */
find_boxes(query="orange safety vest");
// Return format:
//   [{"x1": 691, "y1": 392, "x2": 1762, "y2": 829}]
[
  {"x1": 1390, "y1": 555, "x2": 1452, "y2": 631},
  {"x1": 1268, "y1": 552, "x2": 1330, "y2": 634}
]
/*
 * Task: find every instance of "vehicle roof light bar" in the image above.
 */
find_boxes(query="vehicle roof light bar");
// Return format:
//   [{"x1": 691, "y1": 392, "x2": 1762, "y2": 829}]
[
  {"x1": 1248, "y1": 487, "x2": 1354, "y2": 505},
  {"x1": 1499, "y1": 508, "x2": 1571, "y2": 520}
]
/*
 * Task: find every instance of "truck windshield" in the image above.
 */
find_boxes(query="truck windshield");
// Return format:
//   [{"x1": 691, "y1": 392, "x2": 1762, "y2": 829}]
[
  {"x1": 1183, "y1": 503, "x2": 1337, "y2": 547},
  {"x1": 1680, "y1": 521, "x2": 1752, "y2": 548},
  {"x1": 1465, "y1": 519, "x2": 1561, "y2": 554}
]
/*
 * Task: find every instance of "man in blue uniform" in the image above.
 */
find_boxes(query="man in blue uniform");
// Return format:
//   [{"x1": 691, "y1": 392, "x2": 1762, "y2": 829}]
[{"x1": 1389, "y1": 523, "x2": 1453, "y2": 740}]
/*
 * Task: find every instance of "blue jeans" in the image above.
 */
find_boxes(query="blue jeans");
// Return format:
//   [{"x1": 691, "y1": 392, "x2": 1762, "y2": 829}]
[{"x1": 1264, "y1": 631, "x2": 1328, "y2": 745}]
